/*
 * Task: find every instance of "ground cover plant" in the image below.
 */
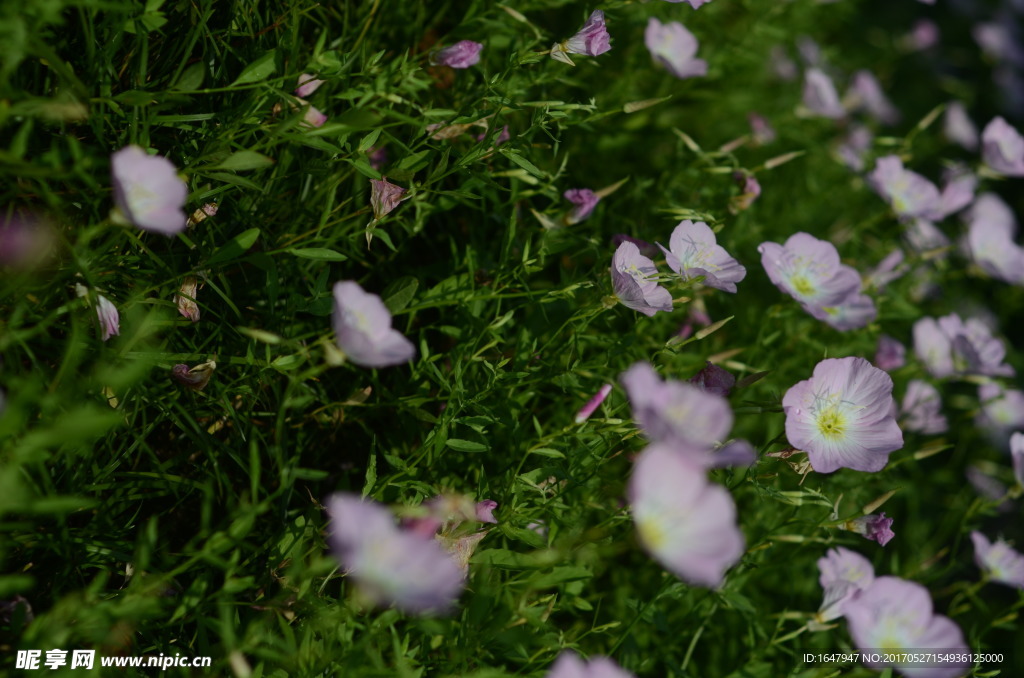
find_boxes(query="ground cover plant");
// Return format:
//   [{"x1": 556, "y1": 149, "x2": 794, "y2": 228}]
[{"x1": 2, "y1": 0, "x2": 1024, "y2": 676}]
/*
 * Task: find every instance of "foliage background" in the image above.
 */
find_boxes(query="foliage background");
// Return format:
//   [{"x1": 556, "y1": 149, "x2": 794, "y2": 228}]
[{"x1": 1, "y1": 0, "x2": 1022, "y2": 675}]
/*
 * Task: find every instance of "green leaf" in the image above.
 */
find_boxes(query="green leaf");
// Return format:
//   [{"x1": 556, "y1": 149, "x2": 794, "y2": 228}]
[
  {"x1": 358, "y1": 128, "x2": 382, "y2": 152},
  {"x1": 285, "y1": 248, "x2": 348, "y2": 261},
  {"x1": 208, "y1": 150, "x2": 274, "y2": 171},
  {"x1": 445, "y1": 439, "x2": 489, "y2": 453},
  {"x1": 499, "y1": 149, "x2": 545, "y2": 179},
  {"x1": 381, "y1": 276, "x2": 418, "y2": 313},
  {"x1": 207, "y1": 228, "x2": 261, "y2": 266},
  {"x1": 231, "y1": 50, "x2": 277, "y2": 86}
]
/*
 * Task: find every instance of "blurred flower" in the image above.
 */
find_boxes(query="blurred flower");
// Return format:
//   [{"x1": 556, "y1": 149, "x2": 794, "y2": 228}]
[
  {"x1": 845, "y1": 513, "x2": 895, "y2": 546},
  {"x1": 645, "y1": 18, "x2": 707, "y2": 80},
  {"x1": 0, "y1": 212, "x2": 54, "y2": 269},
  {"x1": 913, "y1": 314, "x2": 1014, "y2": 378},
  {"x1": 837, "y1": 124, "x2": 873, "y2": 171},
  {"x1": 844, "y1": 70, "x2": 900, "y2": 125},
  {"x1": 332, "y1": 281, "x2": 415, "y2": 368},
  {"x1": 174, "y1": 276, "x2": 200, "y2": 323},
  {"x1": 875, "y1": 335, "x2": 906, "y2": 371},
  {"x1": 965, "y1": 192, "x2": 1024, "y2": 285},
  {"x1": 866, "y1": 249, "x2": 907, "y2": 292},
  {"x1": 844, "y1": 577, "x2": 969, "y2": 678},
  {"x1": 110, "y1": 145, "x2": 188, "y2": 236},
  {"x1": 747, "y1": 113, "x2": 776, "y2": 145},
  {"x1": 551, "y1": 10, "x2": 611, "y2": 65},
  {"x1": 96, "y1": 295, "x2": 120, "y2": 341},
  {"x1": 677, "y1": 302, "x2": 712, "y2": 340},
  {"x1": 326, "y1": 493, "x2": 464, "y2": 614},
  {"x1": 904, "y1": 19, "x2": 939, "y2": 51},
  {"x1": 973, "y1": 22, "x2": 1024, "y2": 66},
  {"x1": 369, "y1": 177, "x2": 407, "y2": 221},
  {"x1": 431, "y1": 40, "x2": 483, "y2": 69},
  {"x1": 976, "y1": 381, "x2": 1024, "y2": 444},
  {"x1": 931, "y1": 167, "x2": 976, "y2": 220},
  {"x1": 802, "y1": 68, "x2": 845, "y2": 119},
  {"x1": 629, "y1": 445, "x2": 744, "y2": 587},
  {"x1": 817, "y1": 547, "x2": 874, "y2": 622},
  {"x1": 943, "y1": 102, "x2": 978, "y2": 151},
  {"x1": 367, "y1": 146, "x2": 388, "y2": 170},
  {"x1": 966, "y1": 467, "x2": 1010, "y2": 511},
  {"x1": 1011, "y1": 432, "x2": 1024, "y2": 486},
  {"x1": 688, "y1": 362, "x2": 735, "y2": 397},
  {"x1": 575, "y1": 383, "x2": 613, "y2": 423},
  {"x1": 867, "y1": 156, "x2": 940, "y2": 221},
  {"x1": 610, "y1": 241, "x2": 673, "y2": 317},
  {"x1": 797, "y1": 36, "x2": 822, "y2": 65},
  {"x1": 186, "y1": 203, "x2": 218, "y2": 229},
  {"x1": 171, "y1": 361, "x2": 216, "y2": 391},
  {"x1": 819, "y1": 292, "x2": 877, "y2": 332},
  {"x1": 659, "y1": 220, "x2": 746, "y2": 293},
  {"x1": 662, "y1": 0, "x2": 714, "y2": 7},
  {"x1": 610, "y1": 233, "x2": 658, "y2": 259},
  {"x1": 971, "y1": 532, "x2": 1024, "y2": 589},
  {"x1": 546, "y1": 651, "x2": 635, "y2": 678},
  {"x1": 903, "y1": 218, "x2": 949, "y2": 254},
  {"x1": 758, "y1": 232, "x2": 861, "y2": 321},
  {"x1": 981, "y1": 116, "x2": 1024, "y2": 176},
  {"x1": 900, "y1": 379, "x2": 947, "y2": 434},
  {"x1": 769, "y1": 45, "x2": 798, "y2": 81},
  {"x1": 295, "y1": 73, "x2": 325, "y2": 98},
  {"x1": 476, "y1": 125, "x2": 510, "y2": 146},
  {"x1": 783, "y1": 357, "x2": 902, "y2": 473},
  {"x1": 298, "y1": 98, "x2": 327, "y2": 127},
  {"x1": 729, "y1": 173, "x2": 761, "y2": 213},
  {"x1": 564, "y1": 188, "x2": 600, "y2": 224}
]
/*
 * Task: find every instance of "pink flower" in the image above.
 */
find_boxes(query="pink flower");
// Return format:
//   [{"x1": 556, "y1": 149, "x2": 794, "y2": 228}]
[
  {"x1": 659, "y1": 220, "x2": 746, "y2": 293},
  {"x1": 943, "y1": 102, "x2": 978, "y2": 151},
  {"x1": 837, "y1": 124, "x2": 873, "y2": 171},
  {"x1": 431, "y1": 40, "x2": 484, "y2": 69},
  {"x1": 299, "y1": 100, "x2": 328, "y2": 128},
  {"x1": 900, "y1": 380, "x2": 948, "y2": 434},
  {"x1": 688, "y1": 362, "x2": 735, "y2": 397},
  {"x1": 370, "y1": 177, "x2": 407, "y2": 220},
  {"x1": 802, "y1": 68, "x2": 845, "y2": 119},
  {"x1": 875, "y1": 335, "x2": 906, "y2": 371},
  {"x1": 475, "y1": 500, "x2": 498, "y2": 524},
  {"x1": 546, "y1": 652, "x2": 635, "y2": 678},
  {"x1": 332, "y1": 281, "x2": 415, "y2": 368},
  {"x1": 817, "y1": 547, "x2": 875, "y2": 622},
  {"x1": 295, "y1": 73, "x2": 325, "y2": 98},
  {"x1": 819, "y1": 292, "x2": 877, "y2": 332},
  {"x1": 610, "y1": 233, "x2": 658, "y2": 259},
  {"x1": 913, "y1": 314, "x2": 1014, "y2": 379},
  {"x1": 729, "y1": 173, "x2": 761, "y2": 213},
  {"x1": 644, "y1": 18, "x2": 707, "y2": 80},
  {"x1": 326, "y1": 493, "x2": 465, "y2": 614},
  {"x1": 982, "y1": 117, "x2": 1024, "y2": 176},
  {"x1": 575, "y1": 384, "x2": 613, "y2": 423},
  {"x1": 610, "y1": 242, "x2": 673, "y2": 317},
  {"x1": 758, "y1": 232, "x2": 861, "y2": 321},
  {"x1": 866, "y1": 249, "x2": 908, "y2": 292},
  {"x1": 171, "y1": 361, "x2": 216, "y2": 391},
  {"x1": 783, "y1": 357, "x2": 903, "y2": 473},
  {"x1": 867, "y1": 156, "x2": 941, "y2": 221},
  {"x1": 905, "y1": 19, "x2": 940, "y2": 52},
  {"x1": 976, "y1": 381, "x2": 1024, "y2": 443},
  {"x1": 965, "y1": 192, "x2": 1024, "y2": 285},
  {"x1": 110, "y1": 145, "x2": 188, "y2": 236},
  {"x1": 846, "y1": 513, "x2": 895, "y2": 546},
  {"x1": 903, "y1": 218, "x2": 949, "y2": 254},
  {"x1": 367, "y1": 146, "x2": 388, "y2": 170},
  {"x1": 564, "y1": 188, "x2": 600, "y2": 224},
  {"x1": 1012, "y1": 432, "x2": 1024, "y2": 487},
  {"x1": 972, "y1": 532, "x2": 1024, "y2": 589},
  {"x1": 845, "y1": 70, "x2": 900, "y2": 125},
  {"x1": 844, "y1": 577, "x2": 969, "y2": 678},
  {"x1": 551, "y1": 10, "x2": 611, "y2": 64},
  {"x1": 629, "y1": 445, "x2": 744, "y2": 588},
  {"x1": 747, "y1": 113, "x2": 776, "y2": 145},
  {"x1": 96, "y1": 294, "x2": 120, "y2": 341}
]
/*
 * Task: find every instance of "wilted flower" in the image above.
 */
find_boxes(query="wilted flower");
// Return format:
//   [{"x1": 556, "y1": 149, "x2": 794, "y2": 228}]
[
  {"x1": 747, "y1": 113, "x2": 776, "y2": 145},
  {"x1": 867, "y1": 156, "x2": 941, "y2": 221},
  {"x1": 644, "y1": 18, "x2": 707, "y2": 80},
  {"x1": 965, "y1": 192, "x2": 1024, "y2": 285},
  {"x1": 186, "y1": 203, "x2": 218, "y2": 229},
  {"x1": 332, "y1": 281, "x2": 415, "y2": 368},
  {"x1": 783, "y1": 357, "x2": 903, "y2": 473},
  {"x1": 326, "y1": 493, "x2": 465, "y2": 614},
  {"x1": 900, "y1": 379, "x2": 948, "y2": 434},
  {"x1": 972, "y1": 532, "x2": 1024, "y2": 589},
  {"x1": 729, "y1": 173, "x2": 761, "y2": 213},
  {"x1": 689, "y1": 362, "x2": 735, "y2": 397},
  {"x1": 295, "y1": 73, "x2": 325, "y2": 98},
  {"x1": 610, "y1": 242, "x2": 673, "y2": 317},
  {"x1": 564, "y1": 188, "x2": 600, "y2": 224},
  {"x1": 982, "y1": 117, "x2": 1024, "y2": 176},
  {"x1": 629, "y1": 445, "x2": 744, "y2": 588},
  {"x1": 875, "y1": 335, "x2": 906, "y2": 371},
  {"x1": 817, "y1": 547, "x2": 875, "y2": 622},
  {"x1": 551, "y1": 10, "x2": 611, "y2": 65},
  {"x1": 758, "y1": 232, "x2": 861, "y2": 321},
  {"x1": 659, "y1": 220, "x2": 746, "y2": 293},
  {"x1": 110, "y1": 145, "x2": 188, "y2": 236},
  {"x1": 845, "y1": 70, "x2": 900, "y2": 125},
  {"x1": 575, "y1": 384, "x2": 613, "y2": 423},
  {"x1": 546, "y1": 652, "x2": 635, "y2": 678},
  {"x1": 171, "y1": 361, "x2": 217, "y2": 391},
  {"x1": 431, "y1": 40, "x2": 484, "y2": 69},
  {"x1": 846, "y1": 513, "x2": 895, "y2": 546},
  {"x1": 802, "y1": 68, "x2": 845, "y2": 119},
  {"x1": 944, "y1": 101, "x2": 978, "y2": 151},
  {"x1": 913, "y1": 314, "x2": 1014, "y2": 379},
  {"x1": 1012, "y1": 433, "x2": 1024, "y2": 486},
  {"x1": 369, "y1": 177, "x2": 407, "y2": 221},
  {"x1": 844, "y1": 577, "x2": 969, "y2": 678},
  {"x1": 174, "y1": 276, "x2": 200, "y2": 323},
  {"x1": 837, "y1": 124, "x2": 873, "y2": 171},
  {"x1": 96, "y1": 294, "x2": 120, "y2": 342}
]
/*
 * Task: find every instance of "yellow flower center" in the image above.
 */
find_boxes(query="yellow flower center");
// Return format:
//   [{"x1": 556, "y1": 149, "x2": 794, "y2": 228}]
[
  {"x1": 791, "y1": 274, "x2": 815, "y2": 297},
  {"x1": 637, "y1": 518, "x2": 667, "y2": 551},
  {"x1": 815, "y1": 407, "x2": 846, "y2": 440}
]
